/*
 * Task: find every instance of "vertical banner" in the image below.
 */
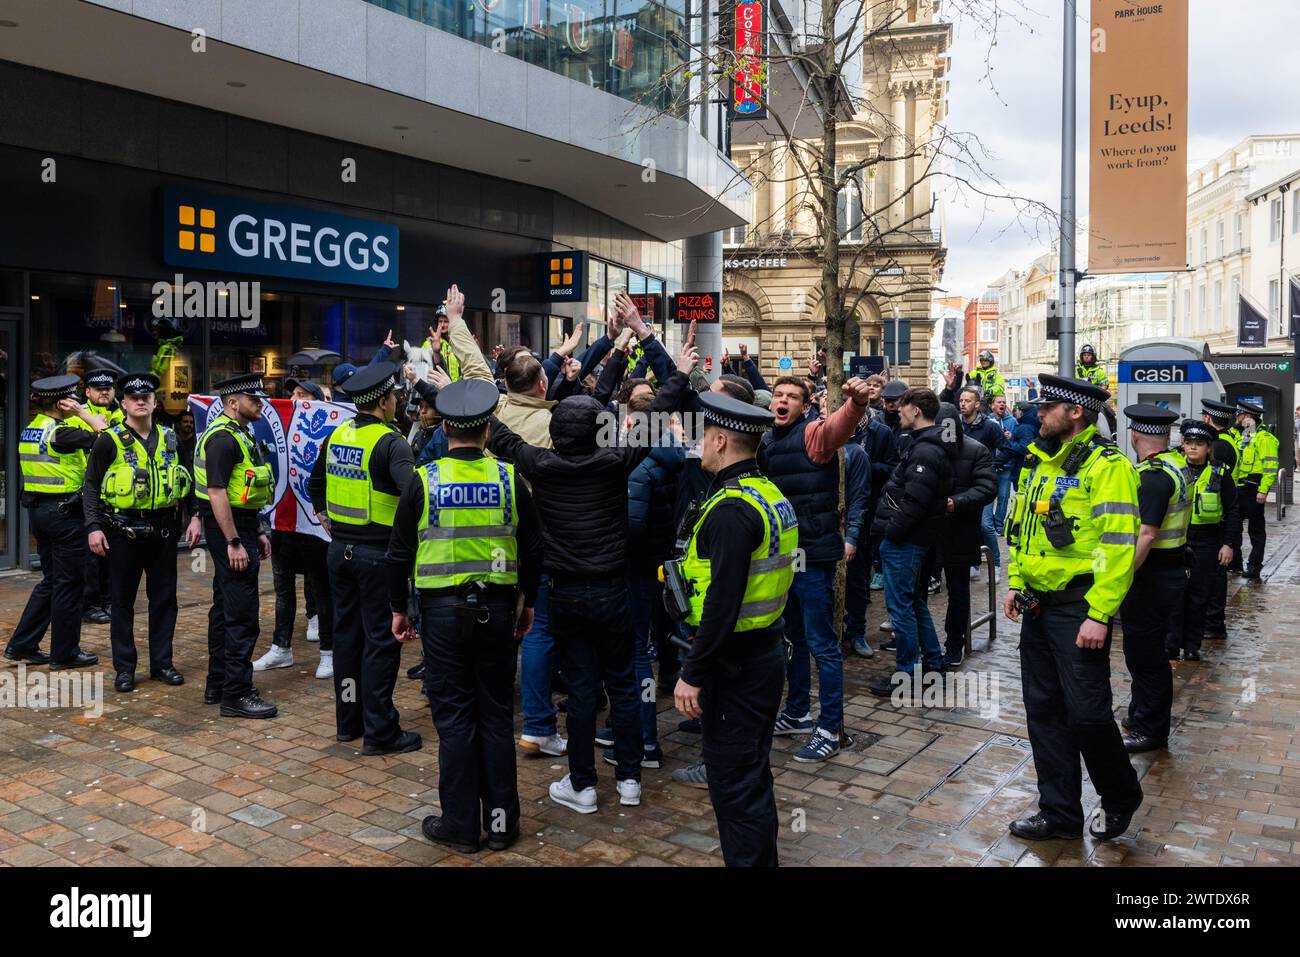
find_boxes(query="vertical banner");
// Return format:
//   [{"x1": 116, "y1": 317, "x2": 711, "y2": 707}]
[
  {"x1": 188, "y1": 395, "x2": 355, "y2": 541},
  {"x1": 727, "y1": 0, "x2": 767, "y2": 119},
  {"x1": 1088, "y1": 1, "x2": 1188, "y2": 273},
  {"x1": 1238, "y1": 297, "x2": 1269, "y2": 349}
]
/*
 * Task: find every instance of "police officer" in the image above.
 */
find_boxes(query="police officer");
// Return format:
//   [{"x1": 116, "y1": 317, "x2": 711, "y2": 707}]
[
  {"x1": 967, "y1": 350, "x2": 1005, "y2": 403},
  {"x1": 1167, "y1": 420, "x2": 1239, "y2": 661},
  {"x1": 1118, "y1": 405, "x2": 1191, "y2": 754},
  {"x1": 3, "y1": 376, "x2": 103, "y2": 668},
  {"x1": 190, "y1": 373, "x2": 277, "y2": 719},
  {"x1": 672, "y1": 392, "x2": 797, "y2": 867},
  {"x1": 76, "y1": 368, "x2": 124, "y2": 625},
  {"x1": 1075, "y1": 344, "x2": 1109, "y2": 391},
  {"x1": 1228, "y1": 399, "x2": 1270, "y2": 580},
  {"x1": 387, "y1": 379, "x2": 543, "y2": 853},
  {"x1": 309, "y1": 361, "x2": 421, "y2": 754},
  {"x1": 1199, "y1": 399, "x2": 1238, "y2": 471},
  {"x1": 83, "y1": 373, "x2": 191, "y2": 693},
  {"x1": 1004, "y1": 375, "x2": 1142, "y2": 842}
]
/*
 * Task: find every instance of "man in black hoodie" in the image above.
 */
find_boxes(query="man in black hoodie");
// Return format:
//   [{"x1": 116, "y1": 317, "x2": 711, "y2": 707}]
[
  {"x1": 866, "y1": 388, "x2": 954, "y2": 698},
  {"x1": 933, "y1": 403, "x2": 996, "y2": 666},
  {"x1": 487, "y1": 343, "x2": 694, "y2": 815}
]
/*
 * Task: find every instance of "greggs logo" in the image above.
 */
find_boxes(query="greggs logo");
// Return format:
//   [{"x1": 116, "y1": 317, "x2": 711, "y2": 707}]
[{"x1": 162, "y1": 187, "x2": 399, "y2": 289}]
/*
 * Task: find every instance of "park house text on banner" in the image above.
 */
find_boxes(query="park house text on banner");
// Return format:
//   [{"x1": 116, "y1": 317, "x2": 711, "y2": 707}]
[{"x1": 1088, "y1": 0, "x2": 1189, "y2": 274}]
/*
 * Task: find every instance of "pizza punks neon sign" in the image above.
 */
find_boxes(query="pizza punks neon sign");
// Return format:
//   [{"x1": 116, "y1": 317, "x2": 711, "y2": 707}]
[{"x1": 731, "y1": 1, "x2": 766, "y2": 119}]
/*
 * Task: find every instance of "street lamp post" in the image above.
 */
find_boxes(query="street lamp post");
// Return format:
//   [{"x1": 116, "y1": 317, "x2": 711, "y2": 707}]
[{"x1": 1058, "y1": 0, "x2": 1078, "y2": 378}]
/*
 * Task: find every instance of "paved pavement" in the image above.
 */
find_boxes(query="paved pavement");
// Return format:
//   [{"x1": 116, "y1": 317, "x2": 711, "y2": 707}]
[{"x1": 0, "y1": 514, "x2": 1297, "y2": 867}]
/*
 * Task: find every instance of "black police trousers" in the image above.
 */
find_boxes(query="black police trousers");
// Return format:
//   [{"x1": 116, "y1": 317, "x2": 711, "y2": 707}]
[
  {"x1": 1121, "y1": 562, "x2": 1185, "y2": 741},
  {"x1": 204, "y1": 516, "x2": 262, "y2": 702},
  {"x1": 7, "y1": 497, "x2": 86, "y2": 661},
  {"x1": 1233, "y1": 483, "x2": 1266, "y2": 572},
  {"x1": 84, "y1": 544, "x2": 111, "y2": 612},
  {"x1": 420, "y1": 590, "x2": 520, "y2": 847},
  {"x1": 271, "y1": 530, "x2": 333, "y2": 651},
  {"x1": 328, "y1": 540, "x2": 402, "y2": 746},
  {"x1": 108, "y1": 521, "x2": 179, "y2": 675},
  {"x1": 701, "y1": 643, "x2": 786, "y2": 867},
  {"x1": 1168, "y1": 534, "x2": 1221, "y2": 655},
  {"x1": 1019, "y1": 598, "x2": 1141, "y2": 833}
]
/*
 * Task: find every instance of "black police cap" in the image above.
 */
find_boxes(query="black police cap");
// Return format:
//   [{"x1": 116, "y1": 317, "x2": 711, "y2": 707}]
[
  {"x1": 116, "y1": 372, "x2": 160, "y2": 396},
  {"x1": 1030, "y1": 373, "x2": 1110, "y2": 412},
  {"x1": 212, "y1": 372, "x2": 269, "y2": 398},
  {"x1": 1124, "y1": 403, "x2": 1179, "y2": 435},
  {"x1": 31, "y1": 374, "x2": 80, "y2": 399},
  {"x1": 82, "y1": 368, "x2": 117, "y2": 388},
  {"x1": 435, "y1": 379, "x2": 499, "y2": 429},
  {"x1": 1180, "y1": 419, "x2": 1216, "y2": 443},
  {"x1": 1201, "y1": 399, "x2": 1236, "y2": 421},
  {"x1": 1235, "y1": 398, "x2": 1264, "y2": 417},
  {"x1": 698, "y1": 390, "x2": 774, "y2": 434},
  {"x1": 338, "y1": 362, "x2": 398, "y2": 405}
]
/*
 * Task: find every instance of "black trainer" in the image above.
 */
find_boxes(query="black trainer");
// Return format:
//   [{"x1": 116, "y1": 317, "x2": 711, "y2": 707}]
[
  {"x1": 220, "y1": 691, "x2": 278, "y2": 719},
  {"x1": 363, "y1": 730, "x2": 422, "y2": 756},
  {"x1": 421, "y1": 814, "x2": 479, "y2": 854}
]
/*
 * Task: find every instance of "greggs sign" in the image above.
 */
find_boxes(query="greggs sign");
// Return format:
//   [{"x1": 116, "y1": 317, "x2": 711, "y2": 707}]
[{"x1": 730, "y1": 1, "x2": 766, "y2": 119}]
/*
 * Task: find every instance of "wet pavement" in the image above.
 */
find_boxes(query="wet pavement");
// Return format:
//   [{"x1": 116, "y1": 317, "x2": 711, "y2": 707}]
[{"x1": 0, "y1": 513, "x2": 1297, "y2": 867}]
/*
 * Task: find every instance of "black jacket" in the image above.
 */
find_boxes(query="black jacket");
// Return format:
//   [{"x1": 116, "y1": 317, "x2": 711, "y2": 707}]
[
  {"x1": 935, "y1": 406, "x2": 997, "y2": 564},
  {"x1": 870, "y1": 423, "x2": 955, "y2": 547},
  {"x1": 487, "y1": 389, "x2": 674, "y2": 578}
]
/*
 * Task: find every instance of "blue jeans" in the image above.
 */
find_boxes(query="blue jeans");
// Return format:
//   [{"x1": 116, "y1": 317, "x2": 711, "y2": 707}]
[
  {"x1": 519, "y1": 575, "x2": 557, "y2": 737},
  {"x1": 980, "y1": 500, "x2": 1000, "y2": 567},
  {"x1": 781, "y1": 562, "x2": 843, "y2": 734},
  {"x1": 625, "y1": 571, "x2": 660, "y2": 748},
  {"x1": 879, "y1": 539, "x2": 944, "y2": 674},
  {"x1": 994, "y1": 468, "x2": 1014, "y2": 537}
]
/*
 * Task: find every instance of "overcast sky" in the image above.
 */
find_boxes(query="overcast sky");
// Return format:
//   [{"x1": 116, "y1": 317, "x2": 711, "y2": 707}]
[{"x1": 940, "y1": 0, "x2": 1300, "y2": 300}]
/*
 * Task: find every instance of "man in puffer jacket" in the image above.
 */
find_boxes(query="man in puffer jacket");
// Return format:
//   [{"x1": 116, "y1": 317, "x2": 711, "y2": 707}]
[
  {"x1": 866, "y1": 388, "x2": 955, "y2": 699},
  {"x1": 487, "y1": 327, "x2": 694, "y2": 817},
  {"x1": 933, "y1": 403, "x2": 996, "y2": 667}
]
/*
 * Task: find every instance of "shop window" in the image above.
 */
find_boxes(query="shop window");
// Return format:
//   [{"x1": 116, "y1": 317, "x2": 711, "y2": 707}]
[
  {"x1": 210, "y1": 292, "x2": 343, "y2": 396},
  {"x1": 27, "y1": 273, "x2": 205, "y2": 422}
]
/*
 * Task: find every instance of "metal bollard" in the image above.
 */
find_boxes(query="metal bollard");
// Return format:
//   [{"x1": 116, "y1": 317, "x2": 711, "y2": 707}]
[
  {"x1": 1276, "y1": 469, "x2": 1288, "y2": 521},
  {"x1": 964, "y1": 545, "x2": 999, "y2": 656}
]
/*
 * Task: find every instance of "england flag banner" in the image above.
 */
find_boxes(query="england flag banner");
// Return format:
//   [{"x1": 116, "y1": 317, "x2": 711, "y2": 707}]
[{"x1": 188, "y1": 395, "x2": 356, "y2": 540}]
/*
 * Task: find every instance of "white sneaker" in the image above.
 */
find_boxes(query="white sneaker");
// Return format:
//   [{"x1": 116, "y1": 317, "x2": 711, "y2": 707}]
[
  {"x1": 616, "y1": 779, "x2": 641, "y2": 807},
  {"x1": 879, "y1": 618, "x2": 894, "y2": 633},
  {"x1": 969, "y1": 566, "x2": 980, "y2": 580},
  {"x1": 549, "y1": 774, "x2": 597, "y2": 814},
  {"x1": 315, "y1": 650, "x2": 333, "y2": 679},
  {"x1": 252, "y1": 645, "x2": 293, "y2": 671},
  {"x1": 519, "y1": 733, "x2": 567, "y2": 756},
  {"x1": 306, "y1": 616, "x2": 320, "y2": 642},
  {"x1": 993, "y1": 566, "x2": 1001, "y2": 583}
]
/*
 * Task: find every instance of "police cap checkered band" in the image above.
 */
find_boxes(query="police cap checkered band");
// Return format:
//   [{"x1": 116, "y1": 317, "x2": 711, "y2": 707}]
[
  {"x1": 84, "y1": 370, "x2": 116, "y2": 387},
  {"x1": 1130, "y1": 419, "x2": 1171, "y2": 435},
  {"x1": 1036, "y1": 381, "x2": 1105, "y2": 412},
  {"x1": 1235, "y1": 398, "x2": 1264, "y2": 417},
  {"x1": 347, "y1": 375, "x2": 395, "y2": 405},
  {"x1": 1180, "y1": 420, "x2": 1215, "y2": 442},
  {"x1": 217, "y1": 378, "x2": 263, "y2": 397},
  {"x1": 702, "y1": 409, "x2": 769, "y2": 433},
  {"x1": 444, "y1": 411, "x2": 492, "y2": 429},
  {"x1": 121, "y1": 377, "x2": 155, "y2": 394},
  {"x1": 1201, "y1": 399, "x2": 1235, "y2": 420}
]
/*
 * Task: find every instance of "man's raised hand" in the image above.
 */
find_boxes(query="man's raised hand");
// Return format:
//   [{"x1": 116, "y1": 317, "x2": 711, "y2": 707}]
[{"x1": 676, "y1": 345, "x2": 700, "y2": 375}]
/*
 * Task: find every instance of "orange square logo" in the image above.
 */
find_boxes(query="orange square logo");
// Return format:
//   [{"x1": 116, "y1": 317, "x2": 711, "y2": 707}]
[
  {"x1": 178, "y1": 231, "x2": 195, "y2": 251},
  {"x1": 178, "y1": 205, "x2": 195, "y2": 226}
]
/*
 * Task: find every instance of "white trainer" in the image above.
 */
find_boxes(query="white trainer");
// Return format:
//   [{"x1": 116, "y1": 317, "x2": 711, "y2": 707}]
[
  {"x1": 306, "y1": 616, "x2": 320, "y2": 642},
  {"x1": 252, "y1": 644, "x2": 293, "y2": 671},
  {"x1": 616, "y1": 779, "x2": 642, "y2": 807},
  {"x1": 519, "y1": 733, "x2": 567, "y2": 756},
  {"x1": 969, "y1": 566, "x2": 980, "y2": 580},
  {"x1": 549, "y1": 774, "x2": 597, "y2": 814},
  {"x1": 315, "y1": 650, "x2": 333, "y2": 679}
]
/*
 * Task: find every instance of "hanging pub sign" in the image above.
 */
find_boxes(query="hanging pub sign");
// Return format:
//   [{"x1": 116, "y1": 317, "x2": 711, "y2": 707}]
[
  {"x1": 728, "y1": 1, "x2": 767, "y2": 119},
  {"x1": 671, "y1": 291, "x2": 720, "y2": 323}
]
